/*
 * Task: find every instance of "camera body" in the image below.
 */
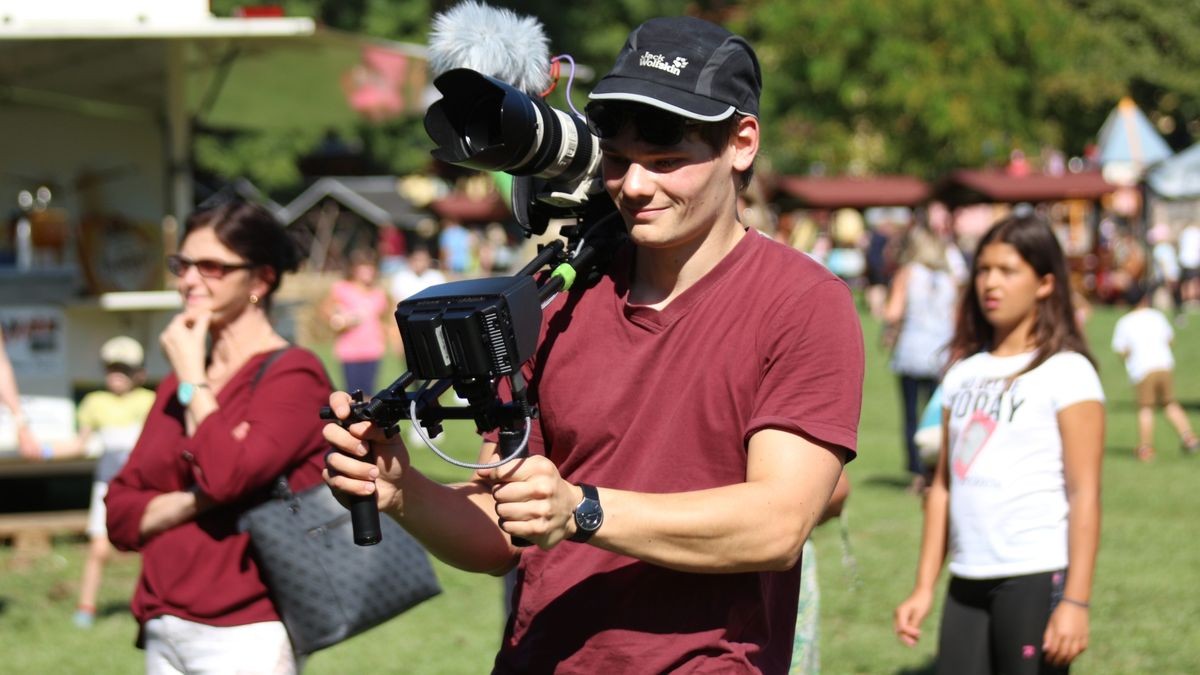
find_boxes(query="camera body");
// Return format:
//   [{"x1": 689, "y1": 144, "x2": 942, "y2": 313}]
[{"x1": 423, "y1": 68, "x2": 611, "y2": 236}]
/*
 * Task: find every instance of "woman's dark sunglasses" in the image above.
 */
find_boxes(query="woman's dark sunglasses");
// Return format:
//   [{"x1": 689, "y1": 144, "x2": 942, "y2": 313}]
[
  {"x1": 166, "y1": 254, "x2": 255, "y2": 279},
  {"x1": 585, "y1": 102, "x2": 701, "y2": 147}
]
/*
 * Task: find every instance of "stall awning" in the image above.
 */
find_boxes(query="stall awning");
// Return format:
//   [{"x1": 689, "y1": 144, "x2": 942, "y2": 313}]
[
  {"x1": 1097, "y1": 97, "x2": 1173, "y2": 168},
  {"x1": 277, "y1": 176, "x2": 428, "y2": 230},
  {"x1": 0, "y1": 3, "x2": 428, "y2": 132},
  {"x1": 935, "y1": 170, "x2": 1115, "y2": 206},
  {"x1": 0, "y1": 0, "x2": 427, "y2": 220},
  {"x1": 1146, "y1": 142, "x2": 1200, "y2": 200},
  {"x1": 775, "y1": 176, "x2": 931, "y2": 209}
]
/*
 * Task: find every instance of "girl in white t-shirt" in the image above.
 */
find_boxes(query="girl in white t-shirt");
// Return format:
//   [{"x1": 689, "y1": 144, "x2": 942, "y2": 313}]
[{"x1": 893, "y1": 215, "x2": 1105, "y2": 674}]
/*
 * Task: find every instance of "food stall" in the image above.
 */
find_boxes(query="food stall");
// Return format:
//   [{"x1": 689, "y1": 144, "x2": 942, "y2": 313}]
[
  {"x1": 0, "y1": 1, "x2": 425, "y2": 472},
  {"x1": 771, "y1": 175, "x2": 932, "y2": 277}
]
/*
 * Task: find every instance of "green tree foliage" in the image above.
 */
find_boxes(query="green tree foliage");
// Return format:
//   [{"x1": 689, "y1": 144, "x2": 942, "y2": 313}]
[
  {"x1": 200, "y1": 0, "x2": 435, "y2": 192},
  {"x1": 198, "y1": 0, "x2": 1198, "y2": 190},
  {"x1": 1065, "y1": 0, "x2": 1200, "y2": 149},
  {"x1": 734, "y1": 0, "x2": 1200, "y2": 178},
  {"x1": 733, "y1": 0, "x2": 1093, "y2": 177}
]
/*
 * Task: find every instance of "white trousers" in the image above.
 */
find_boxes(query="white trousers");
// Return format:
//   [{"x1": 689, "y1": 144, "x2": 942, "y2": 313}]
[
  {"x1": 144, "y1": 615, "x2": 302, "y2": 675},
  {"x1": 86, "y1": 481, "x2": 109, "y2": 537}
]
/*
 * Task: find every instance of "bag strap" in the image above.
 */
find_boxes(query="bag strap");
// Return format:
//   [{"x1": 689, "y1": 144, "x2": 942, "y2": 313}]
[
  {"x1": 249, "y1": 346, "x2": 296, "y2": 502},
  {"x1": 253, "y1": 346, "x2": 291, "y2": 390}
]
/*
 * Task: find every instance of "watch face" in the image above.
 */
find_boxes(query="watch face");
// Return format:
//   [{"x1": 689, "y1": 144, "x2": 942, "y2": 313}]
[{"x1": 576, "y1": 503, "x2": 603, "y2": 532}]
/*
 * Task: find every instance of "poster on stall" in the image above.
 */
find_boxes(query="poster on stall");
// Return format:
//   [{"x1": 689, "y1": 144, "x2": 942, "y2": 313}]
[{"x1": 0, "y1": 306, "x2": 66, "y2": 377}]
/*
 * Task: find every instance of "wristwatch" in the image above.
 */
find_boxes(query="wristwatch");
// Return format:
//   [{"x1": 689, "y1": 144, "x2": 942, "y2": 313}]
[
  {"x1": 568, "y1": 483, "x2": 603, "y2": 543},
  {"x1": 176, "y1": 381, "x2": 210, "y2": 406}
]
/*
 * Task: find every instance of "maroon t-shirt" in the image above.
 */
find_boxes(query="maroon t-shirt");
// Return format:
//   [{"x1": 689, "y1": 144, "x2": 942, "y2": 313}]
[
  {"x1": 493, "y1": 231, "x2": 864, "y2": 674},
  {"x1": 106, "y1": 348, "x2": 332, "y2": 636}
]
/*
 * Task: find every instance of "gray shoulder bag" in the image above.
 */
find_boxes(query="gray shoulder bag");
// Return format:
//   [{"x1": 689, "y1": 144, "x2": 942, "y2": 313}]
[{"x1": 237, "y1": 347, "x2": 441, "y2": 655}]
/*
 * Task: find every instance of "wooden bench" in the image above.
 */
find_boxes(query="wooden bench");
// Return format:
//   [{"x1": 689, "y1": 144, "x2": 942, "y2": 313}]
[{"x1": 0, "y1": 509, "x2": 89, "y2": 558}]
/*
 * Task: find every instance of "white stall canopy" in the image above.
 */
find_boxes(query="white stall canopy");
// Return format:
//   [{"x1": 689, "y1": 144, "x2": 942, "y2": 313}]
[
  {"x1": 1146, "y1": 142, "x2": 1200, "y2": 200},
  {"x1": 0, "y1": 0, "x2": 427, "y2": 222},
  {"x1": 0, "y1": 2, "x2": 428, "y2": 457}
]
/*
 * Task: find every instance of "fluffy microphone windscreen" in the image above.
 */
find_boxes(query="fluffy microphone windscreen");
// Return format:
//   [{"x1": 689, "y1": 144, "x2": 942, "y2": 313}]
[{"x1": 428, "y1": 1, "x2": 552, "y2": 95}]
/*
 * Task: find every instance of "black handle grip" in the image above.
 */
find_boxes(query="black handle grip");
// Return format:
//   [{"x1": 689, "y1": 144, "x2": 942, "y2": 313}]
[
  {"x1": 497, "y1": 427, "x2": 532, "y2": 548},
  {"x1": 350, "y1": 492, "x2": 383, "y2": 546},
  {"x1": 323, "y1": 400, "x2": 383, "y2": 546}
]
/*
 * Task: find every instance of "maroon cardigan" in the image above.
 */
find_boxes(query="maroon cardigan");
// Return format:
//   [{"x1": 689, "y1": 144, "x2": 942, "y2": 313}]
[{"x1": 106, "y1": 347, "x2": 332, "y2": 633}]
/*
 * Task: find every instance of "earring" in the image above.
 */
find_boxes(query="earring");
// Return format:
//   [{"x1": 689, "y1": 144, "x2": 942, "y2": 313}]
[{"x1": 249, "y1": 293, "x2": 260, "y2": 305}]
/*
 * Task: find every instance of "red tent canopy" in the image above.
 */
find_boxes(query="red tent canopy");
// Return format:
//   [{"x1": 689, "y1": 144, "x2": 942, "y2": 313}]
[
  {"x1": 935, "y1": 170, "x2": 1115, "y2": 206},
  {"x1": 775, "y1": 175, "x2": 931, "y2": 209}
]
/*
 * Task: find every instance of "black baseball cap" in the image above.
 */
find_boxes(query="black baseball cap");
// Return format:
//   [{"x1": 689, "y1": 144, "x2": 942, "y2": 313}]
[{"x1": 588, "y1": 16, "x2": 762, "y2": 122}]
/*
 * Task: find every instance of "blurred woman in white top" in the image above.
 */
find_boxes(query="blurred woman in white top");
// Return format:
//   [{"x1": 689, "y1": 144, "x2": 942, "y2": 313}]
[{"x1": 884, "y1": 225, "x2": 959, "y2": 491}]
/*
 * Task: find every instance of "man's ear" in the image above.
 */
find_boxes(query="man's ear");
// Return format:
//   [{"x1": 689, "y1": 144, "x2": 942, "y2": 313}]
[{"x1": 731, "y1": 115, "x2": 760, "y2": 173}]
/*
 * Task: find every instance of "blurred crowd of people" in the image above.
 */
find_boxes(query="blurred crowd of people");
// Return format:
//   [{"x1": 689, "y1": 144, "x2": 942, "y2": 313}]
[
  {"x1": 319, "y1": 217, "x2": 521, "y2": 395},
  {"x1": 3, "y1": 188, "x2": 1197, "y2": 673},
  {"x1": 3, "y1": 6, "x2": 1197, "y2": 672},
  {"x1": 772, "y1": 201, "x2": 1200, "y2": 476}
]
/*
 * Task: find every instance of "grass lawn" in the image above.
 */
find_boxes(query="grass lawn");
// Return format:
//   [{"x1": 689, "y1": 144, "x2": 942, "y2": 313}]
[{"x1": 2, "y1": 303, "x2": 1199, "y2": 673}]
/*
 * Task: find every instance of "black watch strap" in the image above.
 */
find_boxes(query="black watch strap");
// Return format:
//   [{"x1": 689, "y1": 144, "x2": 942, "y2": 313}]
[{"x1": 568, "y1": 483, "x2": 603, "y2": 543}]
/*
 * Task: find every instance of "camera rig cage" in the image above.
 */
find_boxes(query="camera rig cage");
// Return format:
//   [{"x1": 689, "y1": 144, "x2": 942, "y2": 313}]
[
  {"x1": 322, "y1": 200, "x2": 625, "y2": 546},
  {"x1": 324, "y1": 55, "x2": 627, "y2": 546}
]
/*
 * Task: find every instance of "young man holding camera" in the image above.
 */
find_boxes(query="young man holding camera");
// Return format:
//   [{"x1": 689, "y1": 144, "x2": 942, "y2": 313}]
[{"x1": 325, "y1": 16, "x2": 863, "y2": 673}]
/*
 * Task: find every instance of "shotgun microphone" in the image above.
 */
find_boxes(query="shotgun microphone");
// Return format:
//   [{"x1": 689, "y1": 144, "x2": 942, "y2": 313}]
[{"x1": 423, "y1": 1, "x2": 604, "y2": 235}]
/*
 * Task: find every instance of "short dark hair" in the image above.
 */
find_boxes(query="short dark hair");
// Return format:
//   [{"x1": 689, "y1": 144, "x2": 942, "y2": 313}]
[
  {"x1": 1125, "y1": 282, "x2": 1150, "y2": 307},
  {"x1": 692, "y1": 114, "x2": 755, "y2": 191},
  {"x1": 182, "y1": 199, "x2": 301, "y2": 307}
]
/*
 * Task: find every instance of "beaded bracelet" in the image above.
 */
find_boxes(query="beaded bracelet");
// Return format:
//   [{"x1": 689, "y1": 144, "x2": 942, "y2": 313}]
[{"x1": 1060, "y1": 597, "x2": 1090, "y2": 609}]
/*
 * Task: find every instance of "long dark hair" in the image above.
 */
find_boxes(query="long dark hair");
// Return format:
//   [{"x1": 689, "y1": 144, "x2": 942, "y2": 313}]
[
  {"x1": 948, "y1": 214, "x2": 1094, "y2": 374},
  {"x1": 182, "y1": 199, "x2": 301, "y2": 309}
]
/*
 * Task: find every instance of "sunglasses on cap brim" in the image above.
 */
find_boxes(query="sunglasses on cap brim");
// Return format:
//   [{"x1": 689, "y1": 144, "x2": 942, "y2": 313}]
[{"x1": 585, "y1": 102, "x2": 703, "y2": 147}]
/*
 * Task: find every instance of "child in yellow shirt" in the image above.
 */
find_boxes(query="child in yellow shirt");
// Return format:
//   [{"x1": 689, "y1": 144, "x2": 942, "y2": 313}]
[{"x1": 44, "y1": 336, "x2": 155, "y2": 628}]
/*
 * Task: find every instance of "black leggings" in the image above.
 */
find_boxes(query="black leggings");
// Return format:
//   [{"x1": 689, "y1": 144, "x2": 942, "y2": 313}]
[{"x1": 936, "y1": 571, "x2": 1068, "y2": 675}]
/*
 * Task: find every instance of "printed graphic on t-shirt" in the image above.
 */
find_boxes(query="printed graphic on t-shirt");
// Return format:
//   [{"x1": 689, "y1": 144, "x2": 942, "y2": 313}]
[
  {"x1": 952, "y1": 409, "x2": 996, "y2": 479},
  {"x1": 948, "y1": 375, "x2": 1027, "y2": 481}
]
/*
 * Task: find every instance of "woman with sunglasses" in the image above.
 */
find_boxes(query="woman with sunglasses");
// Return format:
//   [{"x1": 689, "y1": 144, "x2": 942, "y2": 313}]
[{"x1": 106, "y1": 200, "x2": 332, "y2": 674}]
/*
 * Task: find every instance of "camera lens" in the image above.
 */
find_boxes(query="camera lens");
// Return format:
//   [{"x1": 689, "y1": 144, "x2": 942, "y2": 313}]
[{"x1": 425, "y1": 69, "x2": 598, "y2": 187}]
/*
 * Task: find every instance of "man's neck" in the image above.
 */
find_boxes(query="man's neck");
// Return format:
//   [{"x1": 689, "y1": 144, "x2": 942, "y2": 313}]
[{"x1": 630, "y1": 218, "x2": 747, "y2": 310}]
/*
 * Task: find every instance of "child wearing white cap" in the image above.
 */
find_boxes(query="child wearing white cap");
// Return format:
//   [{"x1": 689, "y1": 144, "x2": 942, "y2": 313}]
[{"x1": 43, "y1": 335, "x2": 155, "y2": 628}]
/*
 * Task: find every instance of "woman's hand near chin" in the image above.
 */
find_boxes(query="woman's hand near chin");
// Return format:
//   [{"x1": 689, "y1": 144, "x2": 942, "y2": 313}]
[{"x1": 160, "y1": 309, "x2": 211, "y2": 381}]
